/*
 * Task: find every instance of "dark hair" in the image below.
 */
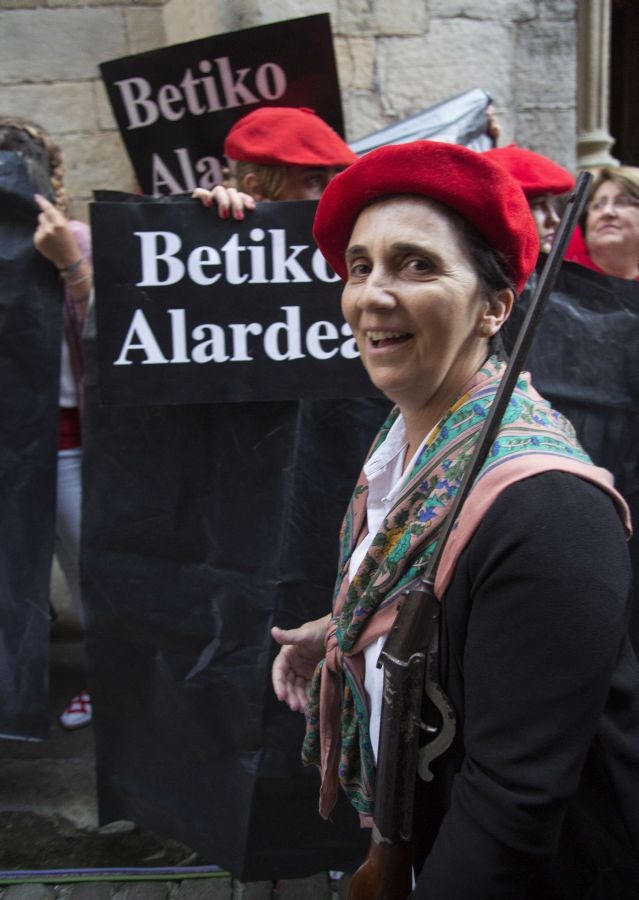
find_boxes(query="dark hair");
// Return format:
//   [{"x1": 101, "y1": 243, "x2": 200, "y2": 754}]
[
  {"x1": 450, "y1": 207, "x2": 516, "y2": 358},
  {"x1": 454, "y1": 211, "x2": 516, "y2": 298}
]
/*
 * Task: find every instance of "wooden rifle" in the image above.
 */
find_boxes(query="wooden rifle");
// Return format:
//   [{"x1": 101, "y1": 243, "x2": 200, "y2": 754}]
[{"x1": 346, "y1": 171, "x2": 592, "y2": 900}]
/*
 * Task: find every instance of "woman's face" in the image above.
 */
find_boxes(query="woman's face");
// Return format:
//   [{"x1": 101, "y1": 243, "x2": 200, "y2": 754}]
[
  {"x1": 277, "y1": 166, "x2": 339, "y2": 201},
  {"x1": 529, "y1": 193, "x2": 560, "y2": 254},
  {"x1": 585, "y1": 180, "x2": 639, "y2": 261},
  {"x1": 341, "y1": 196, "x2": 511, "y2": 415}
]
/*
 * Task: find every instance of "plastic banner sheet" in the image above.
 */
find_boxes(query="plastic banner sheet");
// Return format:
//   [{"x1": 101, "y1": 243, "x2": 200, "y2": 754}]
[
  {"x1": 505, "y1": 260, "x2": 639, "y2": 645},
  {"x1": 0, "y1": 153, "x2": 61, "y2": 739},
  {"x1": 349, "y1": 87, "x2": 495, "y2": 155},
  {"x1": 82, "y1": 297, "x2": 390, "y2": 875}
]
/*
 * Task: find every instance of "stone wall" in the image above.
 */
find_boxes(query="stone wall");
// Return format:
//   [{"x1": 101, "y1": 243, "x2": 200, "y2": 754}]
[{"x1": 0, "y1": 0, "x2": 577, "y2": 218}]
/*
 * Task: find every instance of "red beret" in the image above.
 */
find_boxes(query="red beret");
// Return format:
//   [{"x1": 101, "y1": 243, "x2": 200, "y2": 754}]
[
  {"x1": 484, "y1": 144, "x2": 575, "y2": 198},
  {"x1": 224, "y1": 107, "x2": 358, "y2": 168},
  {"x1": 313, "y1": 140, "x2": 539, "y2": 294}
]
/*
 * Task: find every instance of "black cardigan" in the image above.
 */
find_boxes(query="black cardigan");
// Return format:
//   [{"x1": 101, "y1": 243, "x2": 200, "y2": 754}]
[{"x1": 411, "y1": 471, "x2": 639, "y2": 899}]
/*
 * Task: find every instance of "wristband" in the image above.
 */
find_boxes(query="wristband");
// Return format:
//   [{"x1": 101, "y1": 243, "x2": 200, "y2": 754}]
[
  {"x1": 68, "y1": 271, "x2": 92, "y2": 288},
  {"x1": 59, "y1": 257, "x2": 84, "y2": 280}
]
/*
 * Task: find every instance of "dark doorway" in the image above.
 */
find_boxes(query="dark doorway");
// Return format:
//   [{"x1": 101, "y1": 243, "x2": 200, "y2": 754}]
[{"x1": 610, "y1": 0, "x2": 639, "y2": 165}]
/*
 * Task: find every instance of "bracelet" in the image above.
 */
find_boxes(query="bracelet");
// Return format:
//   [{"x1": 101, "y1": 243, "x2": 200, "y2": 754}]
[
  {"x1": 59, "y1": 257, "x2": 84, "y2": 280},
  {"x1": 67, "y1": 271, "x2": 92, "y2": 288}
]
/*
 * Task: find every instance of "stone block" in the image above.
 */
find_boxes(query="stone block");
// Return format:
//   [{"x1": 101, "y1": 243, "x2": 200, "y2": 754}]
[
  {"x1": 255, "y1": 1, "x2": 339, "y2": 28},
  {"x1": 429, "y1": 0, "x2": 536, "y2": 19},
  {"x1": 229, "y1": 881, "x2": 274, "y2": 899},
  {"x1": 163, "y1": 0, "x2": 221, "y2": 45},
  {"x1": 95, "y1": 80, "x2": 119, "y2": 132},
  {"x1": 0, "y1": 0, "x2": 40, "y2": 9},
  {"x1": 0, "y1": 10, "x2": 126, "y2": 83},
  {"x1": 114, "y1": 883, "x2": 169, "y2": 900},
  {"x1": 45, "y1": 0, "x2": 164, "y2": 6},
  {"x1": 0, "y1": 83, "x2": 99, "y2": 135},
  {"x1": 176, "y1": 876, "x2": 232, "y2": 899},
  {"x1": 1, "y1": 886, "x2": 55, "y2": 900},
  {"x1": 124, "y1": 7, "x2": 166, "y2": 56},
  {"x1": 337, "y1": 0, "x2": 427, "y2": 36},
  {"x1": 277, "y1": 872, "x2": 331, "y2": 897},
  {"x1": 376, "y1": 19, "x2": 514, "y2": 120},
  {"x1": 342, "y1": 90, "x2": 390, "y2": 143},
  {"x1": 539, "y1": 0, "x2": 577, "y2": 20},
  {"x1": 334, "y1": 36, "x2": 375, "y2": 92},
  {"x1": 63, "y1": 130, "x2": 138, "y2": 204},
  {"x1": 66, "y1": 884, "x2": 113, "y2": 900},
  {"x1": 513, "y1": 107, "x2": 577, "y2": 170},
  {"x1": 514, "y1": 21, "x2": 577, "y2": 107}
]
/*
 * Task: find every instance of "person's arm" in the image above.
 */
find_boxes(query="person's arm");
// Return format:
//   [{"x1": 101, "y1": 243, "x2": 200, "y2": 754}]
[
  {"x1": 34, "y1": 194, "x2": 92, "y2": 321},
  {"x1": 271, "y1": 613, "x2": 330, "y2": 713},
  {"x1": 413, "y1": 472, "x2": 631, "y2": 898}
]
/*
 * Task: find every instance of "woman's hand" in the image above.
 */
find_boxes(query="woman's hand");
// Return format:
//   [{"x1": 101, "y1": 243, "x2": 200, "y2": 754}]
[
  {"x1": 271, "y1": 613, "x2": 330, "y2": 713},
  {"x1": 192, "y1": 186, "x2": 256, "y2": 220},
  {"x1": 33, "y1": 194, "x2": 82, "y2": 270},
  {"x1": 33, "y1": 194, "x2": 93, "y2": 313}
]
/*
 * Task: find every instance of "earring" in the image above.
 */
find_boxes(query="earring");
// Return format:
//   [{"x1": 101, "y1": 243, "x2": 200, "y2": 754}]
[{"x1": 480, "y1": 324, "x2": 492, "y2": 336}]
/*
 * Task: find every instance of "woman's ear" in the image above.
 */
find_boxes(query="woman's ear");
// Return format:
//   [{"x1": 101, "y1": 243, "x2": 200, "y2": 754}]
[
  {"x1": 239, "y1": 172, "x2": 265, "y2": 201},
  {"x1": 478, "y1": 288, "x2": 515, "y2": 338}
]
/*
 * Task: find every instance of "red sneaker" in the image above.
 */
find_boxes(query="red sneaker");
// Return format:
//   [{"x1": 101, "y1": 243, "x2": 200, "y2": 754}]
[{"x1": 59, "y1": 690, "x2": 92, "y2": 729}]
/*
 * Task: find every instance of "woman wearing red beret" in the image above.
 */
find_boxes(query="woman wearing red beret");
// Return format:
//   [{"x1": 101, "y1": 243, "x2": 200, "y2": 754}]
[
  {"x1": 484, "y1": 144, "x2": 575, "y2": 255},
  {"x1": 193, "y1": 106, "x2": 357, "y2": 216},
  {"x1": 271, "y1": 141, "x2": 639, "y2": 898}
]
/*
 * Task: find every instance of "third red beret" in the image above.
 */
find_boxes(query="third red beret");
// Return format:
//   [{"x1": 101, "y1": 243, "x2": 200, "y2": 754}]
[{"x1": 484, "y1": 144, "x2": 575, "y2": 198}]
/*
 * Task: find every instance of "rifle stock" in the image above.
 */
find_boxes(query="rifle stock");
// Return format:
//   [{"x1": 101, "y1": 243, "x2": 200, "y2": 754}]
[
  {"x1": 347, "y1": 839, "x2": 413, "y2": 900},
  {"x1": 347, "y1": 585, "x2": 450, "y2": 900}
]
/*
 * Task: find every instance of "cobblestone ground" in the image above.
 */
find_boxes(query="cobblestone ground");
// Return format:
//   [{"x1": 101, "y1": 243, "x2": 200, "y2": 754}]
[{"x1": 0, "y1": 871, "x2": 352, "y2": 899}]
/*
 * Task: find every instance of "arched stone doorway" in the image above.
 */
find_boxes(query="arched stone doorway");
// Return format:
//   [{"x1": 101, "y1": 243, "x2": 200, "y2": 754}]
[{"x1": 610, "y1": 0, "x2": 639, "y2": 165}]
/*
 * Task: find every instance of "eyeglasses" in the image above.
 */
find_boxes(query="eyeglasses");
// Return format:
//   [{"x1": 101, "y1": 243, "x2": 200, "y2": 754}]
[{"x1": 586, "y1": 195, "x2": 639, "y2": 213}]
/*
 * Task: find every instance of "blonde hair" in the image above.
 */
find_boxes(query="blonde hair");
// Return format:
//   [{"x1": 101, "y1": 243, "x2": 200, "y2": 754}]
[
  {"x1": 232, "y1": 161, "x2": 289, "y2": 200},
  {"x1": 590, "y1": 165, "x2": 639, "y2": 200},
  {"x1": 0, "y1": 115, "x2": 69, "y2": 214}
]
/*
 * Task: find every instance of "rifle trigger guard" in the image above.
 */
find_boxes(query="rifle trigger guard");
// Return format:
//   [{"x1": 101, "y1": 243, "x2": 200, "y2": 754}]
[{"x1": 417, "y1": 627, "x2": 456, "y2": 782}]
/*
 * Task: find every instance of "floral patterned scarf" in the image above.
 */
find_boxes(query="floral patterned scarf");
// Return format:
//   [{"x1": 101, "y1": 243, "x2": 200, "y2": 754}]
[{"x1": 302, "y1": 356, "x2": 630, "y2": 823}]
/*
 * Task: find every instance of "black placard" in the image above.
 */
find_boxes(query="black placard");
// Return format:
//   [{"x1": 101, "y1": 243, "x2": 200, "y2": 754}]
[
  {"x1": 99, "y1": 15, "x2": 344, "y2": 196},
  {"x1": 504, "y1": 260, "x2": 639, "y2": 648},
  {"x1": 91, "y1": 194, "x2": 378, "y2": 405},
  {"x1": 0, "y1": 155, "x2": 61, "y2": 740}
]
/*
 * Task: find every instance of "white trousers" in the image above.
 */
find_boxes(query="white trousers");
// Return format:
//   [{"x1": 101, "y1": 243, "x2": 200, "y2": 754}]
[{"x1": 54, "y1": 448, "x2": 83, "y2": 626}]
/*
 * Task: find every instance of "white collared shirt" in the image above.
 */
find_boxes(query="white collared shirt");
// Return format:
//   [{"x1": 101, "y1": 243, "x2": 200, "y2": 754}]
[{"x1": 347, "y1": 414, "x2": 432, "y2": 761}]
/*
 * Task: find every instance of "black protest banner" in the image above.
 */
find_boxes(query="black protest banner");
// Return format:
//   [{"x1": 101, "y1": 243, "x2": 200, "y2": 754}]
[
  {"x1": 504, "y1": 259, "x2": 639, "y2": 647},
  {"x1": 0, "y1": 154, "x2": 62, "y2": 739},
  {"x1": 99, "y1": 15, "x2": 344, "y2": 196},
  {"x1": 82, "y1": 318, "x2": 388, "y2": 876},
  {"x1": 91, "y1": 194, "x2": 378, "y2": 405}
]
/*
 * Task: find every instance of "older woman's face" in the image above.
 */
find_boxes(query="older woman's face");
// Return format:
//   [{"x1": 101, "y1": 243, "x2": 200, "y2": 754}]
[
  {"x1": 586, "y1": 180, "x2": 639, "y2": 260},
  {"x1": 342, "y1": 197, "x2": 505, "y2": 414}
]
